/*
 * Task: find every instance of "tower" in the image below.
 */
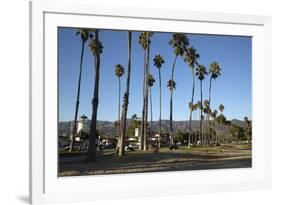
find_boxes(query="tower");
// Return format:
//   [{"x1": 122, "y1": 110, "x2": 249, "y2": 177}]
[{"x1": 77, "y1": 114, "x2": 88, "y2": 133}]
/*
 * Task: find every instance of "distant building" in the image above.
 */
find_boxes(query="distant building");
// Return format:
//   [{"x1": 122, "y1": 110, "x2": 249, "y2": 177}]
[
  {"x1": 77, "y1": 114, "x2": 88, "y2": 133},
  {"x1": 155, "y1": 133, "x2": 170, "y2": 144},
  {"x1": 70, "y1": 115, "x2": 89, "y2": 134},
  {"x1": 68, "y1": 115, "x2": 89, "y2": 140},
  {"x1": 135, "y1": 128, "x2": 139, "y2": 137}
]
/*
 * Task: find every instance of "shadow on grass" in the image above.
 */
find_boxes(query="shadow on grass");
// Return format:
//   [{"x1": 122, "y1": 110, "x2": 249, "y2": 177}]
[{"x1": 58, "y1": 144, "x2": 252, "y2": 176}]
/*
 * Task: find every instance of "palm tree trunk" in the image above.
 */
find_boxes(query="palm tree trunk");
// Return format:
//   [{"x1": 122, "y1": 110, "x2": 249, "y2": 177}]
[
  {"x1": 143, "y1": 41, "x2": 150, "y2": 151},
  {"x1": 140, "y1": 51, "x2": 146, "y2": 150},
  {"x1": 118, "y1": 31, "x2": 132, "y2": 156},
  {"x1": 116, "y1": 77, "x2": 121, "y2": 151},
  {"x1": 150, "y1": 87, "x2": 153, "y2": 148},
  {"x1": 169, "y1": 90, "x2": 173, "y2": 146},
  {"x1": 69, "y1": 40, "x2": 85, "y2": 152},
  {"x1": 208, "y1": 77, "x2": 212, "y2": 145},
  {"x1": 188, "y1": 67, "x2": 195, "y2": 149},
  {"x1": 200, "y1": 80, "x2": 203, "y2": 146},
  {"x1": 158, "y1": 69, "x2": 162, "y2": 148},
  {"x1": 214, "y1": 120, "x2": 217, "y2": 143},
  {"x1": 192, "y1": 111, "x2": 195, "y2": 144},
  {"x1": 169, "y1": 55, "x2": 177, "y2": 147},
  {"x1": 87, "y1": 31, "x2": 101, "y2": 162}
]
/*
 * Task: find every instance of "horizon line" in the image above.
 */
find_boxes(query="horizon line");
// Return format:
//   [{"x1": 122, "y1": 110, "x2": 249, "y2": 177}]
[{"x1": 59, "y1": 117, "x2": 251, "y2": 123}]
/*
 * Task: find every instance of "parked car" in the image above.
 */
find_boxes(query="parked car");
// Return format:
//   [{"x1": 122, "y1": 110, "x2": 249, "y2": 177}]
[{"x1": 102, "y1": 143, "x2": 116, "y2": 149}]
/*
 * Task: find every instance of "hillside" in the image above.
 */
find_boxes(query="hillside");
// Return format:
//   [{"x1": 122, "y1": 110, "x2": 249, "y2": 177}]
[{"x1": 58, "y1": 119, "x2": 244, "y2": 137}]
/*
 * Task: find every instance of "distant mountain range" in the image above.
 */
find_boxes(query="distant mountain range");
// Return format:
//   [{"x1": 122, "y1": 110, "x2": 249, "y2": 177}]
[{"x1": 58, "y1": 119, "x2": 244, "y2": 137}]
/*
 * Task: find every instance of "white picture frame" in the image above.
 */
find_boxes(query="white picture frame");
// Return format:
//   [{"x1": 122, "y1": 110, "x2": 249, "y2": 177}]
[{"x1": 30, "y1": 1, "x2": 272, "y2": 204}]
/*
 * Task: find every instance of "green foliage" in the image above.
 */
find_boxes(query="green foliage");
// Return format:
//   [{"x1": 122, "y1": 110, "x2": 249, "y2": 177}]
[
  {"x1": 197, "y1": 100, "x2": 203, "y2": 110},
  {"x1": 174, "y1": 130, "x2": 187, "y2": 143},
  {"x1": 217, "y1": 114, "x2": 227, "y2": 124},
  {"x1": 189, "y1": 102, "x2": 199, "y2": 111},
  {"x1": 209, "y1": 62, "x2": 222, "y2": 80},
  {"x1": 196, "y1": 64, "x2": 208, "y2": 81},
  {"x1": 115, "y1": 64, "x2": 125, "y2": 78},
  {"x1": 138, "y1": 32, "x2": 153, "y2": 49},
  {"x1": 89, "y1": 38, "x2": 103, "y2": 56},
  {"x1": 167, "y1": 79, "x2": 176, "y2": 91},
  {"x1": 147, "y1": 74, "x2": 156, "y2": 87},
  {"x1": 184, "y1": 46, "x2": 200, "y2": 68},
  {"x1": 212, "y1": 109, "x2": 218, "y2": 118},
  {"x1": 229, "y1": 123, "x2": 245, "y2": 141},
  {"x1": 243, "y1": 117, "x2": 252, "y2": 141},
  {"x1": 153, "y1": 54, "x2": 165, "y2": 69},
  {"x1": 75, "y1": 29, "x2": 93, "y2": 42},
  {"x1": 219, "y1": 104, "x2": 225, "y2": 113},
  {"x1": 203, "y1": 100, "x2": 211, "y2": 114},
  {"x1": 169, "y1": 33, "x2": 189, "y2": 56},
  {"x1": 126, "y1": 114, "x2": 141, "y2": 137}
]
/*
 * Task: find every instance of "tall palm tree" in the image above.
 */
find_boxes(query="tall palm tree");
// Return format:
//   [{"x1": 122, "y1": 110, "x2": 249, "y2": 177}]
[
  {"x1": 144, "y1": 32, "x2": 153, "y2": 151},
  {"x1": 184, "y1": 46, "x2": 200, "y2": 149},
  {"x1": 153, "y1": 54, "x2": 165, "y2": 148},
  {"x1": 86, "y1": 30, "x2": 103, "y2": 162},
  {"x1": 208, "y1": 62, "x2": 221, "y2": 143},
  {"x1": 118, "y1": 31, "x2": 132, "y2": 156},
  {"x1": 147, "y1": 74, "x2": 155, "y2": 145},
  {"x1": 168, "y1": 33, "x2": 189, "y2": 147},
  {"x1": 167, "y1": 79, "x2": 176, "y2": 146},
  {"x1": 69, "y1": 29, "x2": 92, "y2": 152},
  {"x1": 114, "y1": 64, "x2": 125, "y2": 151},
  {"x1": 196, "y1": 64, "x2": 207, "y2": 146},
  {"x1": 138, "y1": 32, "x2": 148, "y2": 150},
  {"x1": 138, "y1": 32, "x2": 153, "y2": 151}
]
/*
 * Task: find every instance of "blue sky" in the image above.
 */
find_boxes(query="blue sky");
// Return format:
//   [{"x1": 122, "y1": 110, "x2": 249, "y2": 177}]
[{"x1": 58, "y1": 28, "x2": 252, "y2": 122}]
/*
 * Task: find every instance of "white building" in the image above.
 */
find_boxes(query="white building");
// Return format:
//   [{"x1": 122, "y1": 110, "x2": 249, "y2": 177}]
[{"x1": 77, "y1": 114, "x2": 88, "y2": 133}]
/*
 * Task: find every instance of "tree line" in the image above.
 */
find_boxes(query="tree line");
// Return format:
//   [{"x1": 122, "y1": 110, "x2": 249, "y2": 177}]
[{"x1": 67, "y1": 29, "x2": 250, "y2": 162}]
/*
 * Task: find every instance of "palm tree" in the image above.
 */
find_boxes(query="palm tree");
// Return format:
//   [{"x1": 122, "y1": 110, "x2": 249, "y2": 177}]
[
  {"x1": 138, "y1": 32, "x2": 147, "y2": 150},
  {"x1": 184, "y1": 46, "x2": 200, "y2": 149},
  {"x1": 69, "y1": 29, "x2": 92, "y2": 152},
  {"x1": 138, "y1": 32, "x2": 153, "y2": 151},
  {"x1": 196, "y1": 64, "x2": 207, "y2": 146},
  {"x1": 86, "y1": 30, "x2": 103, "y2": 162},
  {"x1": 219, "y1": 104, "x2": 225, "y2": 113},
  {"x1": 118, "y1": 31, "x2": 132, "y2": 156},
  {"x1": 153, "y1": 54, "x2": 165, "y2": 148},
  {"x1": 146, "y1": 74, "x2": 155, "y2": 141},
  {"x1": 147, "y1": 74, "x2": 155, "y2": 145},
  {"x1": 144, "y1": 32, "x2": 153, "y2": 151},
  {"x1": 114, "y1": 64, "x2": 125, "y2": 151},
  {"x1": 208, "y1": 62, "x2": 221, "y2": 144},
  {"x1": 167, "y1": 79, "x2": 176, "y2": 146},
  {"x1": 168, "y1": 33, "x2": 189, "y2": 147}
]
